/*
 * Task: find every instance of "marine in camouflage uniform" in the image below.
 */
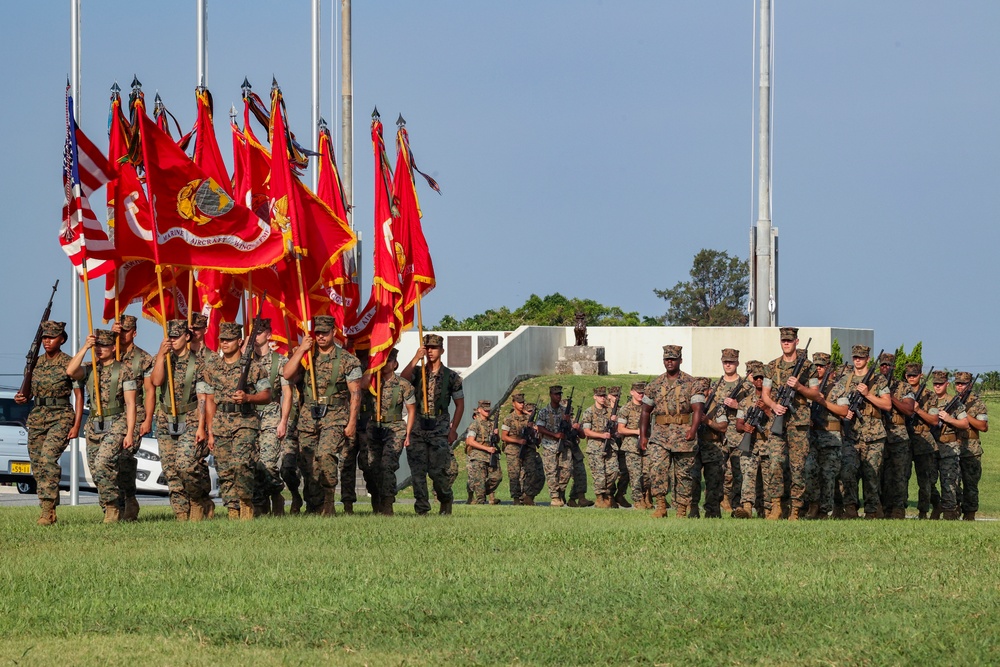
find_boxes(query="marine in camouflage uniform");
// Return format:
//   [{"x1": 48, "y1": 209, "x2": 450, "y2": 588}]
[
  {"x1": 67, "y1": 329, "x2": 138, "y2": 523},
  {"x1": 878, "y1": 353, "x2": 916, "y2": 519},
  {"x1": 921, "y1": 370, "x2": 964, "y2": 519},
  {"x1": 581, "y1": 387, "x2": 619, "y2": 508},
  {"x1": 616, "y1": 383, "x2": 649, "y2": 509},
  {"x1": 807, "y1": 354, "x2": 849, "y2": 519},
  {"x1": 115, "y1": 315, "x2": 154, "y2": 521},
  {"x1": 640, "y1": 345, "x2": 705, "y2": 518},
  {"x1": 561, "y1": 395, "x2": 592, "y2": 508},
  {"x1": 465, "y1": 400, "x2": 501, "y2": 504},
  {"x1": 905, "y1": 364, "x2": 940, "y2": 519},
  {"x1": 151, "y1": 320, "x2": 211, "y2": 521},
  {"x1": 401, "y1": 334, "x2": 463, "y2": 515},
  {"x1": 501, "y1": 393, "x2": 544, "y2": 504},
  {"x1": 535, "y1": 385, "x2": 573, "y2": 506},
  {"x1": 733, "y1": 361, "x2": 770, "y2": 518},
  {"x1": 953, "y1": 372, "x2": 987, "y2": 521},
  {"x1": 203, "y1": 322, "x2": 271, "y2": 520},
  {"x1": 703, "y1": 349, "x2": 754, "y2": 518},
  {"x1": 606, "y1": 387, "x2": 633, "y2": 508},
  {"x1": 840, "y1": 345, "x2": 891, "y2": 519},
  {"x1": 187, "y1": 312, "x2": 216, "y2": 514},
  {"x1": 366, "y1": 349, "x2": 415, "y2": 514},
  {"x1": 285, "y1": 316, "x2": 362, "y2": 517},
  {"x1": 250, "y1": 321, "x2": 292, "y2": 516},
  {"x1": 16, "y1": 321, "x2": 84, "y2": 525},
  {"x1": 762, "y1": 327, "x2": 821, "y2": 520}
]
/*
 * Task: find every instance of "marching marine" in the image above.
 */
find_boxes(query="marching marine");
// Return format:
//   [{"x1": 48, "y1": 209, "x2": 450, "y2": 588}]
[
  {"x1": 581, "y1": 386, "x2": 619, "y2": 508},
  {"x1": 113, "y1": 314, "x2": 154, "y2": 522}
]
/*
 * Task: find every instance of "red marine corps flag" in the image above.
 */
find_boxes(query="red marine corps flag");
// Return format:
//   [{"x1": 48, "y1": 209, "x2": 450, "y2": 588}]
[
  {"x1": 366, "y1": 110, "x2": 404, "y2": 374},
  {"x1": 60, "y1": 87, "x2": 117, "y2": 279},
  {"x1": 131, "y1": 93, "x2": 285, "y2": 272},
  {"x1": 392, "y1": 117, "x2": 438, "y2": 332}
]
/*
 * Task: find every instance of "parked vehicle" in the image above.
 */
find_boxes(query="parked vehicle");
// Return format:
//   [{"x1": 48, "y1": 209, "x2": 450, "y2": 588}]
[{"x1": 0, "y1": 389, "x2": 34, "y2": 493}]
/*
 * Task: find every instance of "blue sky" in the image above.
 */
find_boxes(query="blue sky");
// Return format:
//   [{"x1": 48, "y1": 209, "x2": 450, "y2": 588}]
[{"x1": 0, "y1": 1, "x2": 998, "y2": 377}]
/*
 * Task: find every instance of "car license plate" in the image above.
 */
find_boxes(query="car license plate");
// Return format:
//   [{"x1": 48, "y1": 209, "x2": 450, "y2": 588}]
[{"x1": 11, "y1": 461, "x2": 31, "y2": 474}]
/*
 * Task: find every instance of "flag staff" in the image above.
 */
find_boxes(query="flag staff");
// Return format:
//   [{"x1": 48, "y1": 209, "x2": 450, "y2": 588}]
[
  {"x1": 310, "y1": 0, "x2": 321, "y2": 192},
  {"x1": 69, "y1": 0, "x2": 82, "y2": 506},
  {"x1": 196, "y1": 0, "x2": 208, "y2": 87},
  {"x1": 341, "y1": 0, "x2": 358, "y2": 293}
]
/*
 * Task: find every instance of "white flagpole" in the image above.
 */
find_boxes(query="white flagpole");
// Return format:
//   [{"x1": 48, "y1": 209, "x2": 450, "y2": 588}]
[
  {"x1": 311, "y1": 0, "x2": 321, "y2": 192},
  {"x1": 341, "y1": 0, "x2": 358, "y2": 292},
  {"x1": 69, "y1": 0, "x2": 81, "y2": 506},
  {"x1": 197, "y1": 0, "x2": 208, "y2": 87}
]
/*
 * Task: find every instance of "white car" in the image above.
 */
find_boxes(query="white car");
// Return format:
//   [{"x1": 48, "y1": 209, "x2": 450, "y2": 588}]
[{"x1": 1, "y1": 388, "x2": 218, "y2": 496}]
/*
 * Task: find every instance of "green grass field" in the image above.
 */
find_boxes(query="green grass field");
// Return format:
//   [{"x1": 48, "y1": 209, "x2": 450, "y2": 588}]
[{"x1": 0, "y1": 379, "x2": 997, "y2": 666}]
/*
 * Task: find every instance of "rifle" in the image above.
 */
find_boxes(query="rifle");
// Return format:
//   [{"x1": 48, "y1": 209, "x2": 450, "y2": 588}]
[
  {"x1": 811, "y1": 362, "x2": 847, "y2": 429},
  {"x1": 905, "y1": 366, "x2": 934, "y2": 436},
  {"x1": 845, "y1": 348, "x2": 884, "y2": 423},
  {"x1": 488, "y1": 407, "x2": 501, "y2": 470},
  {"x1": 930, "y1": 373, "x2": 979, "y2": 440},
  {"x1": 770, "y1": 337, "x2": 812, "y2": 435},
  {"x1": 738, "y1": 400, "x2": 769, "y2": 454},
  {"x1": 518, "y1": 396, "x2": 541, "y2": 461},
  {"x1": 603, "y1": 395, "x2": 622, "y2": 459},
  {"x1": 18, "y1": 280, "x2": 59, "y2": 401},
  {"x1": 235, "y1": 292, "x2": 267, "y2": 411}
]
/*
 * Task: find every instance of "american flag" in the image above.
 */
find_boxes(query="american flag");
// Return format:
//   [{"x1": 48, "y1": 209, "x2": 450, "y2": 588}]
[{"x1": 59, "y1": 89, "x2": 117, "y2": 278}]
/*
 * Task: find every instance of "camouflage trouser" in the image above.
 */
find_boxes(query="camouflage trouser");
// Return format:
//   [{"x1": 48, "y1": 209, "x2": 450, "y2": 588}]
[
  {"x1": 698, "y1": 442, "x2": 726, "y2": 516},
  {"x1": 778, "y1": 426, "x2": 811, "y2": 508},
  {"x1": 504, "y1": 444, "x2": 525, "y2": 499},
  {"x1": 838, "y1": 442, "x2": 858, "y2": 509},
  {"x1": 722, "y1": 447, "x2": 742, "y2": 510},
  {"x1": 520, "y1": 447, "x2": 545, "y2": 498},
  {"x1": 467, "y1": 456, "x2": 502, "y2": 503},
  {"x1": 668, "y1": 451, "x2": 698, "y2": 509},
  {"x1": 568, "y1": 443, "x2": 588, "y2": 499},
  {"x1": 760, "y1": 436, "x2": 787, "y2": 502},
  {"x1": 117, "y1": 406, "x2": 146, "y2": 501},
  {"x1": 648, "y1": 442, "x2": 671, "y2": 497},
  {"x1": 213, "y1": 425, "x2": 259, "y2": 504},
  {"x1": 586, "y1": 448, "x2": 619, "y2": 495},
  {"x1": 881, "y1": 441, "x2": 911, "y2": 513},
  {"x1": 910, "y1": 451, "x2": 939, "y2": 513},
  {"x1": 541, "y1": 444, "x2": 572, "y2": 496},
  {"x1": 938, "y1": 455, "x2": 960, "y2": 512},
  {"x1": 622, "y1": 450, "x2": 648, "y2": 504},
  {"x1": 298, "y1": 411, "x2": 348, "y2": 506},
  {"x1": 26, "y1": 406, "x2": 74, "y2": 504},
  {"x1": 252, "y1": 404, "x2": 286, "y2": 508},
  {"x1": 85, "y1": 418, "x2": 128, "y2": 507},
  {"x1": 739, "y1": 451, "x2": 765, "y2": 508},
  {"x1": 959, "y1": 455, "x2": 982, "y2": 513},
  {"x1": 407, "y1": 420, "x2": 456, "y2": 513},
  {"x1": 156, "y1": 411, "x2": 209, "y2": 516},
  {"x1": 810, "y1": 431, "x2": 842, "y2": 513},
  {"x1": 613, "y1": 450, "x2": 630, "y2": 499},
  {"x1": 843, "y1": 439, "x2": 884, "y2": 514},
  {"x1": 365, "y1": 423, "x2": 405, "y2": 502},
  {"x1": 340, "y1": 436, "x2": 361, "y2": 504}
]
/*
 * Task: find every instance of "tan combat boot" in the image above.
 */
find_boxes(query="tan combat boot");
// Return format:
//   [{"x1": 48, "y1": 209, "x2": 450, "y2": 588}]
[
  {"x1": 766, "y1": 499, "x2": 783, "y2": 520},
  {"x1": 189, "y1": 501, "x2": 205, "y2": 522},
  {"x1": 439, "y1": 500, "x2": 453, "y2": 515},
  {"x1": 37, "y1": 500, "x2": 57, "y2": 526},
  {"x1": 271, "y1": 492, "x2": 285, "y2": 517},
  {"x1": 844, "y1": 504, "x2": 859, "y2": 520},
  {"x1": 805, "y1": 503, "x2": 820, "y2": 520},
  {"x1": 104, "y1": 505, "x2": 121, "y2": 523},
  {"x1": 721, "y1": 496, "x2": 733, "y2": 514},
  {"x1": 521, "y1": 495, "x2": 535, "y2": 506},
  {"x1": 788, "y1": 504, "x2": 801, "y2": 522},
  {"x1": 733, "y1": 502, "x2": 753, "y2": 519},
  {"x1": 963, "y1": 511, "x2": 976, "y2": 521},
  {"x1": 176, "y1": 511, "x2": 190, "y2": 522},
  {"x1": 593, "y1": 494, "x2": 606, "y2": 509},
  {"x1": 550, "y1": 494, "x2": 565, "y2": 507},
  {"x1": 576, "y1": 495, "x2": 595, "y2": 508},
  {"x1": 123, "y1": 497, "x2": 140, "y2": 522},
  {"x1": 227, "y1": 506, "x2": 240, "y2": 520},
  {"x1": 650, "y1": 495, "x2": 669, "y2": 518},
  {"x1": 239, "y1": 501, "x2": 255, "y2": 521},
  {"x1": 675, "y1": 503, "x2": 690, "y2": 518},
  {"x1": 320, "y1": 500, "x2": 337, "y2": 517},
  {"x1": 489, "y1": 493, "x2": 501, "y2": 505}
]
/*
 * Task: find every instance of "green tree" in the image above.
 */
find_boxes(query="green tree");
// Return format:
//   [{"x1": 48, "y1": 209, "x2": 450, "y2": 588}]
[
  {"x1": 433, "y1": 293, "x2": 646, "y2": 330},
  {"x1": 831, "y1": 339, "x2": 843, "y2": 367},
  {"x1": 653, "y1": 249, "x2": 748, "y2": 326},
  {"x1": 892, "y1": 344, "x2": 906, "y2": 381}
]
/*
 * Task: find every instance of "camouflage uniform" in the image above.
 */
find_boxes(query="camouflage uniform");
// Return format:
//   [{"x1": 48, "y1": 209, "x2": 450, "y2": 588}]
[
  {"x1": 909, "y1": 389, "x2": 940, "y2": 516},
  {"x1": 281, "y1": 382, "x2": 318, "y2": 511},
  {"x1": 366, "y1": 372, "x2": 415, "y2": 506},
  {"x1": 701, "y1": 377, "x2": 742, "y2": 518},
  {"x1": 955, "y1": 385, "x2": 987, "y2": 516},
  {"x1": 297, "y1": 344, "x2": 363, "y2": 509},
  {"x1": 118, "y1": 343, "x2": 153, "y2": 503},
  {"x1": 82, "y1": 357, "x2": 137, "y2": 508},
  {"x1": 735, "y1": 383, "x2": 771, "y2": 511},
  {"x1": 466, "y1": 407, "x2": 500, "y2": 504},
  {"x1": 502, "y1": 408, "x2": 544, "y2": 501},
  {"x1": 643, "y1": 369, "x2": 705, "y2": 512},
  {"x1": 252, "y1": 349, "x2": 290, "y2": 511},
  {"x1": 930, "y1": 390, "x2": 964, "y2": 515},
  {"x1": 203, "y1": 353, "x2": 269, "y2": 509},
  {"x1": 841, "y1": 370, "x2": 890, "y2": 515},
  {"x1": 617, "y1": 398, "x2": 648, "y2": 506},
  {"x1": 26, "y1": 349, "x2": 78, "y2": 505},
  {"x1": 156, "y1": 348, "x2": 210, "y2": 517},
  {"x1": 408, "y1": 364, "x2": 462, "y2": 514},
  {"x1": 807, "y1": 364, "x2": 847, "y2": 515},
  {"x1": 582, "y1": 400, "x2": 619, "y2": 497},
  {"x1": 881, "y1": 377, "x2": 916, "y2": 516},
  {"x1": 763, "y1": 350, "x2": 814, "y2": 513},
  {"x1": 536, "y1": 402, "x2": 572, "y2": 500}
]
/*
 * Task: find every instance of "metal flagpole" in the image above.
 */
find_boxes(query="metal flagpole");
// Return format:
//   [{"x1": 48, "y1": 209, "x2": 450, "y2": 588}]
[
  {"x1": 311, "y1": 0, "x2": 321, "y2": 192},
  {"x1": 341, "y1": 0, "x2": 358, "y2": 292},
  {"x1": 197, "y1": 0, "x2": 208, "y2": 87},
  {"x1": 752, "y1": 0, "x2": 776, "y2": 327},
  {"x1": 69, "y1": 0, "x2": 81, "y2": 506}
]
